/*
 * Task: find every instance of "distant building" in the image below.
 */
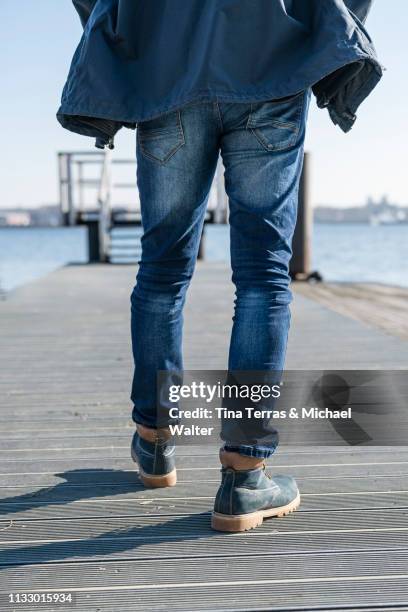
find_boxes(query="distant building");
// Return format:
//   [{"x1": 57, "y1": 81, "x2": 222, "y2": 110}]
[
  {"x1": 1, "y1": 212, "x2": 31, "y2": 226},
  {"x1": 314, "y1": 196, "x2": 408, "y2": 224},
  {"x1": 0, "y1": 205, "x2": 63, "y2": 227}
]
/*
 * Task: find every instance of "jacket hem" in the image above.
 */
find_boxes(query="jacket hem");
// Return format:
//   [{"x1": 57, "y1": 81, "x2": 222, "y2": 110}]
[{"x1": 57, "y1": 50, "x2": 376, "y2": 121}]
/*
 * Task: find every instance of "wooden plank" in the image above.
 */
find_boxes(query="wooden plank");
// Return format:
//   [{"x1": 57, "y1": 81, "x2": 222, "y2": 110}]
[
  {"x1": 294, "y1": 282, "x2": 408, "y2": 341},
  {"x1": 1, "y1": 491, "x2": 408, "y2": 522},
  {"x1": 2, "y1": 457, "x2": 408, "y2": 477},
  {"x1": 2, "y1": 556, "x2": 408, "y2": 611},
  {"x1": 1, "y1": 264, "x2": 408, "y2": 610}
]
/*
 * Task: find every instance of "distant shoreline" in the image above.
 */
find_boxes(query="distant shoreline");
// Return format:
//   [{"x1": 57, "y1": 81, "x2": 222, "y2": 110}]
[{"x1": 1, "y1": 220, "x2": 408, "y2": 229}]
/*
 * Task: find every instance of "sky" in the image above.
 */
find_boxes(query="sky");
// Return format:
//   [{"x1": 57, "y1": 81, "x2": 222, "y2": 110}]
[{"x1": 0, "y1": 0, "x2": 407, "y2": 210}]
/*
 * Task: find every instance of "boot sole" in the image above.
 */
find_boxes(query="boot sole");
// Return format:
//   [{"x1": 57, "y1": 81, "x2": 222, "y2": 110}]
[
  {"x1": 138, "y1": 466, "x2": 177, "y2": 488},
  {"x1": 211, "y1": 493, "x2": 300, "y2": 532},
  {"x1": 131, "y1": 447, "x2": 177, "y2": 488}
]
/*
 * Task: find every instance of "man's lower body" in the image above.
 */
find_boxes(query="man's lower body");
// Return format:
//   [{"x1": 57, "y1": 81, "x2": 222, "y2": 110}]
[{"x1": 130, "y1": 90, "x2": 311, "y2": 530}]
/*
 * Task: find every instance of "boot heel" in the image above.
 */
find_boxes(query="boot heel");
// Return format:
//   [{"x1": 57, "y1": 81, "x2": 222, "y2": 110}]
[
  {"x1": 139, "y1": 467, "x2": 177, "y2": 488},
  {"x1": 211, "y1": 511, "x2": 264, "y2": 532}
]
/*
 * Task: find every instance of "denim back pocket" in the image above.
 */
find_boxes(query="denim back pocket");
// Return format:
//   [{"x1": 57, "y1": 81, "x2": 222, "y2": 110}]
[
  {"x1": 137, "y1": 110, "x2": 185, "y2": 163},
  {"x1": 247, "y1": 91, "x2": 305, "y2": 152}
]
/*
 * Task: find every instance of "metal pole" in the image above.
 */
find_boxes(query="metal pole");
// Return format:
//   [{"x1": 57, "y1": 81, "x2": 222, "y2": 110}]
[
  {"x1": 77, "y1": 161, "x2": 84, "y2": 212},
  {"x1": 58, "y1": 153, "x2": 69, "y2": 225},
  {"x1": 290, "y1": 151, "x2": 311, "y2": 278},
  {"x1": 97, "y1": 150, "x2": 112, "y2": 262},
  {"x1": 57, "y1": 153, "x2": 64, "y2": 214},
  {"x1": 66, "y1": 154, "x2": 76, "y2": 226}
]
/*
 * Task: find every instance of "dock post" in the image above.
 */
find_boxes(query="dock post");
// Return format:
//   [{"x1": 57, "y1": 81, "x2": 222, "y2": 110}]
[
  {"x1": 290, "y1": 151, "x2": 312, "y2": 278},
  {"x1": 58, "y1": 153, "x2": 74, "y2": 226},
  {"x1": 97, "y1": 150, "x2": 112, "y2": 263},
  {"x1": 77, "y1": 161, "x2": 85, "y2": 212},
  {"x1": 197, "y1": 228, "x2": 205, "y2": 260},
  {"x1": 66, "y1": 154, "x2": 75, "y2": 227}
]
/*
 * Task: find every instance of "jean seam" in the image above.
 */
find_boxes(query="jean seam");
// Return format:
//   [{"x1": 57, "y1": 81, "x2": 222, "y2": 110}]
[{"x1": 214, "y1": 101, "x2": 224, "y2": 131}]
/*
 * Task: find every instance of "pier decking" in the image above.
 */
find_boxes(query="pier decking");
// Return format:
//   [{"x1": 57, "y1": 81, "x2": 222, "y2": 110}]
[{"x1": 1, "y1": 263, "x2": 408, "y2": 611}]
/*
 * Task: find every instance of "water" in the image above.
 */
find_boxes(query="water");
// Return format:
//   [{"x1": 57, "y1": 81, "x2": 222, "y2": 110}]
[
  {"x1": 0, "y1": 223, "x2": 407, "y2": 293},
  {"x1": 311, "y1": 223, "x2": 408, "y2": 286},
  {"x1": 0, "y1": 227, "x2": 88, "y2": 292},
  {"x1": 206, "y1": 223, "x2": 408, "y2": 287}
]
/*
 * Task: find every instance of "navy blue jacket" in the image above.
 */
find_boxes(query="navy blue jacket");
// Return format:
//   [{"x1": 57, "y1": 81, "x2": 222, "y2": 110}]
[{"x1": 57, "y1": 0, "x2": 383, "y2": 149}]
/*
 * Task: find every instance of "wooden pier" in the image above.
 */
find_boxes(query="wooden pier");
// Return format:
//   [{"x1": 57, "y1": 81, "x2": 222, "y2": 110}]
[{"x1": 1, "y1": 263, "x2": 408, "y2": 611}]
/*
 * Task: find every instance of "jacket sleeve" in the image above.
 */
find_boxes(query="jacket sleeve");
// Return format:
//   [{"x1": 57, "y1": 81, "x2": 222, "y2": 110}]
[
  {"x1": 72, "y1": 0, "x2": 98, "y2": 28},
  {"x1": 344, "y1": 0, "x2": 374, "y2": 23}
]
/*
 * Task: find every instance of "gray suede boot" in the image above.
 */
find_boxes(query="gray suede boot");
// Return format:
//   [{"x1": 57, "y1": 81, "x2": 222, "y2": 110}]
[
  {"x1": 131, "y1": 425, "x2": 176, "y2": 488},
  {"x1": 211, "y1": 450, "x2": 300, "y2": 532}
]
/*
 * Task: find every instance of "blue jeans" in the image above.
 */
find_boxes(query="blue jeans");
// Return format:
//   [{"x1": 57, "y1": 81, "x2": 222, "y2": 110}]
[{"x1": 131, "y1": 90, "x2": 311, "y2": 459}]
